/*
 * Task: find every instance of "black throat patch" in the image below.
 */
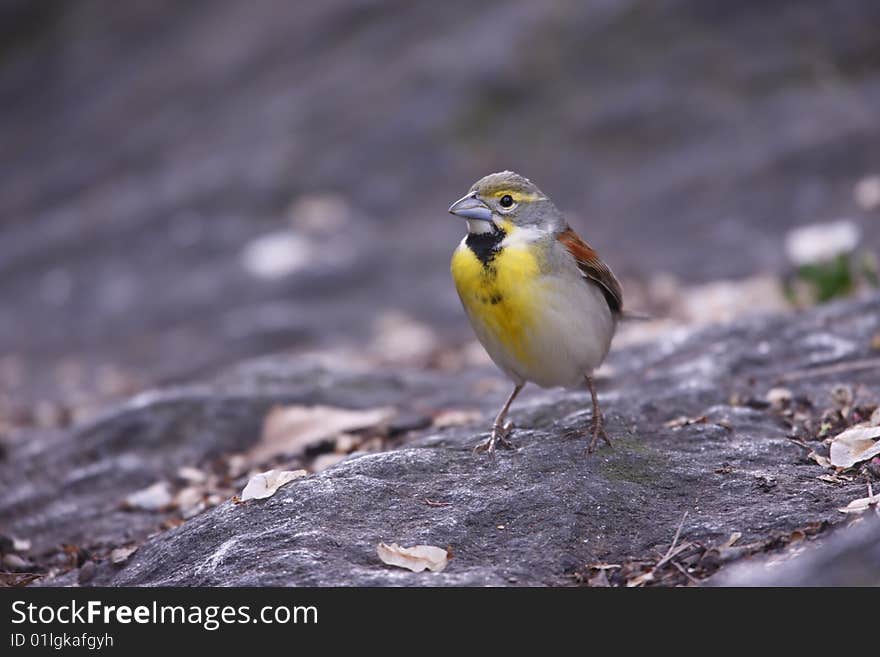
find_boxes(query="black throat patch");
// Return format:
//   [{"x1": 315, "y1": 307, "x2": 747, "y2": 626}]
[{"x1": 465, "y1": 224, "x2": 506, "y2": 266}]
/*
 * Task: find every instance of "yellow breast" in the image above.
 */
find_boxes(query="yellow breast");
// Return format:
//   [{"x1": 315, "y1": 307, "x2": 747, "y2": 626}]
[{"x1": 450, "y1": 235, "x2": 541, "y2": 366}]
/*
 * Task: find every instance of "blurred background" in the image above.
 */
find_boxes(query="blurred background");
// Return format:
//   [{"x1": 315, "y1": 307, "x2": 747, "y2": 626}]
[{"x1": 1, "y1": 0, "x2": 878, "y2": 429}]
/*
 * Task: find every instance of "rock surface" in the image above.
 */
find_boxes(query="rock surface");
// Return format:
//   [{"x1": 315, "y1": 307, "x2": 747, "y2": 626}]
[
  {"x1": 712, "y1": 516, "x2": 880, "y2": 586},
  {"x1": 2, "y1": 293, "x2": 877, "y2": 586}
]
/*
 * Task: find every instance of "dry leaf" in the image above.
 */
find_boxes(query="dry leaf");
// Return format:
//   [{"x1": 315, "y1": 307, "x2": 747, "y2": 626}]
[
  {"x1": 240, "y1": 231, "x2": 312, "y2": 280},
  {"x1": 248, "y1": 405, "x2": 395, "y2": 464},
  {"x1": 829, "y1": 424, "x2": 880, "y2": 469},
  {"x1": 176, "y1": 466, "x2": 207, "y2": 484},
  {"x1": 334, "y1": 433, "x2": 360, "y2": 453},
  {"x1": 838, "y1": 494, "x2": 880, "y2": 514},
  {"x1": 807, "y1": 451, "x2": 832, "y2": 468},
  {"x1": 432, "y1": 409, "x2": 484, "y2": 428},
  {"x1": 3, "y1": 554, "x2": 29, "y2": 570},
  {"x1": 766, "y1": 387, "x2": 792, "y2": 409},
  {"x1": 664, "y1": 415, "x2": 707, "y2": 429},
  {"x1": 310, "y1": 453, "x2": 347, "y2": 472},
  {"x1": 174, "y1": 486, "x2": 205, "y2": 516},
  {"x1": 240, "y1": 469, "x2": 307, "y2": 501},
  {"x1": 377, "y1": 542, "x2": 449, "y2": 573},
  {"x1": 784, "y1": 220, "x2": 859, "y2": 266},
  {"x1": 855, "y1": 175, "x2": 880, "y2": 210},
  {"x1": 368, "y1": 311, "x2": 438, "y2": 364},
  {"x1": 226, "y1": 455, "x2": 248, "y2": 478},
  {"x1": 110, "y1": 545, "x2": 138, "y2": 564},
  {"x1": 12, "y1": 537, "x2": 31, "y2": 552},
  {"x1": 122, "y1": 482, "x2": 173, "y2": 511}
]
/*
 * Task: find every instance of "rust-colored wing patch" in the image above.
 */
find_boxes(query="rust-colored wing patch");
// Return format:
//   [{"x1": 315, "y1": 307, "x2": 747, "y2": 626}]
[{"x1": 557, "y1": 225, "x2": 623, "y2": 315}]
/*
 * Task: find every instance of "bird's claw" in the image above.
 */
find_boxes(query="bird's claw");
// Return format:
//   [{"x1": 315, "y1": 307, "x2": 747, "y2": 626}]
[
  {"x1": 584, "y1": 417, "x2": 612, "y2": 455},
  {"x1": 474, "y1": 421, "x2": 516, "y2": 455}
]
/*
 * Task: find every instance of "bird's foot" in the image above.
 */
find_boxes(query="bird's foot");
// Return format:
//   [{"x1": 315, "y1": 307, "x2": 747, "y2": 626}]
[
  {"x1": 585, "y1": 415, "x2": 612, "y2": 455},
  {"x1": 474, "y1": 421, "x2": 516, "y2": 455}
]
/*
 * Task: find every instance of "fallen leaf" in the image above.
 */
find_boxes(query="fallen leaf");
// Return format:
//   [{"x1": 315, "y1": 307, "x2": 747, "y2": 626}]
[
  {"x1": 368, "y1": 311, "x2": 438, "y2": 364},
  {"x1": 12, "y1": 537, "x2": 31, "y2": 553},
  {"x1": 664, "y1": 415, "x2": 707, "y2": 429},
  {"x1": 181, "y1": 502, "x2": 207, "y2": 520},
  {"x1": 122, "y1": 482, "x2": 173, "y2": 511},
  {"x1": 248, "y1": 405, "x2": 395, "y2": 464},
  {"x1": 225, "y1": 455, "x2": 248, "y2": 478},
  {"x1": 807, "y1": 450, "x2": 832, "y2": 468},
  {"x1": 110, "y1": 545, "x2": 138, "y2": 564},
  {"x1": 377, "y1": 542, "x2": 449, "y2": 573},
  {"x1": 855, "y1": 175, "x2": 880, "y2": 210},
  {"x1": 829, "y1": 424, "x2": 880, "y2": 469},
  {"x1": 174, "y1": 486, "x2": 205, "y2": 515},
  {"x1": 838, "y1": 494, "x2": 880, "y2": 514},
  {"x1": 240, "y1": 469, "x2": 307, "y2": 501},
  {"x1": 766, "y1": 387, "x2": 792, "y2": 409},
  {"x1": 432, "y1": 409, "x2": 484, "y2": 428},
  {"x1": 720, "y1": 532, "x2": 742, "y2": 549},
  {"x1": 310, "y1": 453, "x2": 347, "y2": 472},
  {"x1": 334, "y1": 433, "x2": 360, "y2": 453},
  {"x1": 240, "y1": 231, "x2": 312, "y2": 280},
  {"x1": 784, "y1": 220, "x2": 859, "y2": 266},
  {"x1": 176, "y1": 466, "x2": 207, "y2": 484},
  {"x1": 3, "y1": 554, "x2": 29, "y2": 570}
]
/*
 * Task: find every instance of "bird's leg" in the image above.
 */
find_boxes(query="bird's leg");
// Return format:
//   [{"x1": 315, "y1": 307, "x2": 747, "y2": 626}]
[
  {"x1": 474, "y1": 383, "x2": 523, "y2": 455},
  {"x1": 585, "y1": 375, "x2": 612, "y2": 454}
]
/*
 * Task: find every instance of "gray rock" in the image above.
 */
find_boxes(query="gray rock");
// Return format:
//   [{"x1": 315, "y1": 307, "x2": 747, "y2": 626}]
[
  {"x1": 4, "y1": 293, "x2": 876, "y2": 586},
  {"x1": 711, "y1": 516, "x2": 880, "y2": 587}
]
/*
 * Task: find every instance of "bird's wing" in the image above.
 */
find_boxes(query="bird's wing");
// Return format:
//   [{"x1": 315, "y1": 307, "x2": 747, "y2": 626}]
[{"x1": 556, "y1": 225, "x2": 623, "y2": 315}]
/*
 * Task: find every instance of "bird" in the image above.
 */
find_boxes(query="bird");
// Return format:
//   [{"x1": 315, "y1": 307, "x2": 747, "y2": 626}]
[{"x1": 448, "y1": 170, "x2": 623, "y2": 455}]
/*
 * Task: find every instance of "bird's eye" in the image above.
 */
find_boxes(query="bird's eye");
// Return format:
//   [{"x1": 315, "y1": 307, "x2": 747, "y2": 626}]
[{"x1": 499, "y1": 195, "x2": 514, "y2": 208}]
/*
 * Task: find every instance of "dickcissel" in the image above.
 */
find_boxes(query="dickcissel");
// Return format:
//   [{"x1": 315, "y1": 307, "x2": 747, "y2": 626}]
[{"x1": 449, "y1": 171, "x2": 623, "y2": 455}]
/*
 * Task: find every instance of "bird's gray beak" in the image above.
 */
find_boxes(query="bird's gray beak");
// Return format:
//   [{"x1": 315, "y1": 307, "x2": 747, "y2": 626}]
[{"x1": 448, "y1": 193, "x2": 492, "y2": 221}]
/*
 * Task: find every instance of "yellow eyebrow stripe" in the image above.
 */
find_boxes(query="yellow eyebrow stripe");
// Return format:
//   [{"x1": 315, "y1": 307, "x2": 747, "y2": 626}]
[{"x1": 488, "y1": 189, "x2": 545, "y2": 202}]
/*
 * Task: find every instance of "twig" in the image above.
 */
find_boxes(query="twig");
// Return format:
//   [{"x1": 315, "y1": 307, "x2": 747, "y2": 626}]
[
  {"x1": 778, "y1": 357, "x2": 880, "y2": 383},
  {"x1": 786, "y1": 437, "x2": 811, "y2": 450},
  {"x1": 654, "y1": 511, "x2": 689, "y2": 571},
  {"x1": 670, "y1": 559, "x2": 700, "y2": 585}
]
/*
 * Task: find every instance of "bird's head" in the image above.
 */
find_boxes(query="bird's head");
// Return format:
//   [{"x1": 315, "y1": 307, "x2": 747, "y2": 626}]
[{"x1": 448, "y1": 171, "x2": 562, "y2": 235}]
